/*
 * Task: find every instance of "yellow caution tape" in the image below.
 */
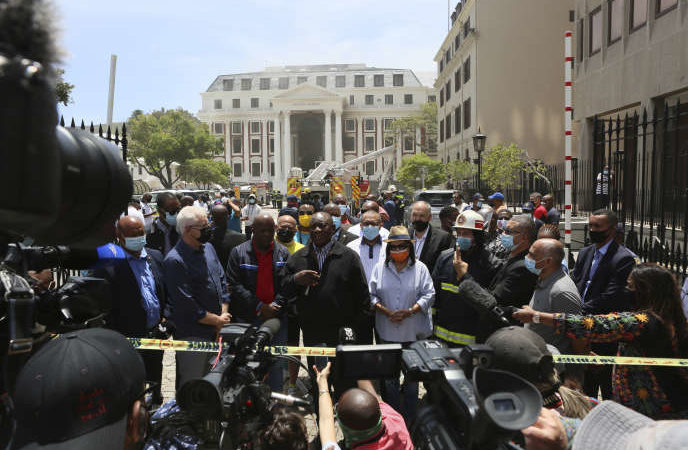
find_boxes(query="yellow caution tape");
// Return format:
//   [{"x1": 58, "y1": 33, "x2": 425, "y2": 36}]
[{"x1": 127, "y1": 338, "x2": 688, "y2": 367}]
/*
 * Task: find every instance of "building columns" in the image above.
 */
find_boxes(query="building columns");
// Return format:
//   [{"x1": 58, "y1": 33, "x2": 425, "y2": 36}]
[
  {"x1": 324, "y1": 110, "x2": 333, "y2": 161},
  {"x1": 274, "y1": 114, "x2": 282, "y2": 187},
  {"x1": 262, "y1": 118, "x2": 269, "y2": 180},
  {"x1": 335, "y1": 111, "x2": 343, "y2": 163},
  {"x1": 243, "y1": 119, "x2": 250, "y2": 180},
  {"x1": 283, "y1": 111, "x2": 292, "y2": 178}
]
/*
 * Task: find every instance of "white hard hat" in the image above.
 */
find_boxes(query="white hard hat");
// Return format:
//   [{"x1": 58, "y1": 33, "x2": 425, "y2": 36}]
[{"x1": 454, "y1": 209, "x2": 485, "y2": 231}]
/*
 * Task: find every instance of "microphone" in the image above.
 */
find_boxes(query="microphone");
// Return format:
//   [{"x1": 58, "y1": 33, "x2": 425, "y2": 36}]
[
  {"x1": 254, "y1": 318, "x2": 280, "y2": 351},
  {"x1": 17, "y1": 243, "x2": 127, "y2": 271},
  {"x1": 459, "y1": 278, "x2": 512, "y2": 327},
  {"x1": 270, "y1": 392, "x2": 310, "y2": 408}
]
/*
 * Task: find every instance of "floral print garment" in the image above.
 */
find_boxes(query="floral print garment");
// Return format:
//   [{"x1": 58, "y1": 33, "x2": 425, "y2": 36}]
[{"x1": 553, "y1": 311, "x2": 688, "y2": 419}]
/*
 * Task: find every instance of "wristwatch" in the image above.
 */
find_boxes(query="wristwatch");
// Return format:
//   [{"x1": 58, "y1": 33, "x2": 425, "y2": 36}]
[{"x1": 533, "y1": 312, "x2": 541, "y2": 324}]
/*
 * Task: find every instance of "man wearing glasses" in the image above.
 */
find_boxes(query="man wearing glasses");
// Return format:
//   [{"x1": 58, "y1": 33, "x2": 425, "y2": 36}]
[{"x1": 163, "y1": 206, "x2": 231, "y2": 387}]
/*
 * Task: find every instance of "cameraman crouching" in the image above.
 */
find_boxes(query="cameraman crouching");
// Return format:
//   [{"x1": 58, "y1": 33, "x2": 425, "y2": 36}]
[
  {"x1": 315, "y1": 362, "x2": 413, "y2": 450},
  {"x1": 11, "y1": 329, "x2": 149, "y2": 450}
]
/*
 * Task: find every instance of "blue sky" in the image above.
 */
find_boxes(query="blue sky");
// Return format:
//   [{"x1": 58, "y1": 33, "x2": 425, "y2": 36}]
[{"x1": 55, "y1": 0, "x2": 448, "y2": 124}]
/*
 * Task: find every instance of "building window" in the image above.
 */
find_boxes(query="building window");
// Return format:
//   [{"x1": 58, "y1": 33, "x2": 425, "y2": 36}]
[
  {"x1": 241, "y1": 78, "x2": 252, "y2": 90},
  {"x1": 233, "y1": 163, "x2": 242, "y2": 177},
  {"x1": 251, "y1": 162, "x2": 261, "y2": 177},
  {"x1": 222, "y1": 79, "x2": 234, "y2": 91},
  {"x1": 278, "y1": 77, "x2": 289, "y2": 89},
  {"x1": 384, "y1": 136, "x2": 394, "y2": 147},
  {"x1": 213, "y1": 123, "x2": 224, "y2": 134},
  {"x1": 404, "y1": 136, "x2": 414, "y2": 152},
  {"x1": 214, "y1": 99, "x2": 222, "y2": 109},
  {"x1": 365, "y1": 119, "x2": 376, "y2": 131},
  {"x1": 393, "y1": 74, "x2": 404, "y2": 86},
  {"x1": 365, "y1": 136, "x2": 375, "y2": 152},
  {"x1": 404, "y1": 94, "x2": 413, "y2": 105},
  {"x1": 463, "y1": 98, "x2": 471, "y2": 129},
  {"x1": 260, "y1": 78, "x2": 270, "y2": 90},
  {"x1": 138, "y1": 164, "x2": 142, "y2": 175},
  {"x1": 445, "y1": 49, "x2": 451, "y2": 65},
  {"x1": 316, "y1": 76, "x2": 327, "y2": 87},
  {"x1": 349, "y1": 95, "x2": 355, "y2": 105},
  {"x1": 439, "y1": 119, "x2": 444, "y2": 143},
  {"x1": 630, "y1": 0, "x2": 648, "y2": 30},
  {"x1": 445, "y1": 80, "x2": 451, "y2": 101},
  {"x1": 589, "y1": 7, "x2": 603, "y2": 55},
  {"x1": 297, "y1": 76, "x2": 308, "y2": 84},
  {"x1": 454, "y1": 106, "x2": 461, "y2": 133},
  {"x1": 463, "y1": 17, "x2": 471, "y2": 38},
  {"x1": 232, "y1": 99, "x2": 240, "y2": 108},
  {"x1": 251, "y1": 98, "x2": 259, "y2": 108},
  {"x1": 455, "y1": 69, "x2": 461, "y2": 92},
  {"x1": 383, "y1": 118, "x2": 393, "y2": 130},
  {"x1": 231, "y1": 122, "x2": 241, "y2": 134},
  {"x1": 270, "y1": 162, "x2": 275, "y2": 176},
  {"x1": 365, "y1": 161, "x2": 375, "y2": 176},
  {"x1": 343, "y1": 136, "x2": 355, "y2": 152},
  {"x1": 374, "y1": 74, "x2": 384, "y2": 87},
  {"x1": 269, "y1": 138, "x2": 275, "y2": 154},
  {"x1": 428, "y1": 137, "x2": 437, "y2": 153},
  {"x1": 577, "y1": 19, "x2": 585, "y2": 61},
  {"x1": 354, "y1": 75, "x2": 365, "y2": 87},
  {"x1": 439, "y1": 60, "x2": 444, "y2": 73},
  {"x1": 251, "y1": 139, "x2": 260, "y2": 154},
  {"x1": 445, "y1": 114, "x2": 452, "y2": 139},
  {"x1": 345, "y1": 119, "x2": 355, "y2": 132},
  {"x1": 608, "y1": 0, "x2": 623, "y2": 44},
  {"x1": 250, "y1": 121, "x2": 260, "y2": 134},
  {"x1": 440, "y1": 88, "x2": 444, "y2": 106},
  {"x1": 232, "y1": 137, "x2": 242, "y2": 154},
  {"x1": 336, "y1": 75, "x2": 346, "y2": 87},
  {"x1": 268, "y1": 121, "x2": 275, "y2": 133},
  {"x1": 365, "y1": 95, "x2": 374, "y2": 105},
  {"x1": 427, "y1": 95, "x2": 436, "y2": 103},
  {"x1": 385, "y1": 94, "x2": 393, "y2": 105},
  {"x1": 463, "y1": 57, "x2": 471, "y2": 83},
  {"x1": 454, "y1": 34, "x2": 460, "y2": 50},
  {"x1": 657, "y1": 0, "x2": 677, "y2": 16}
]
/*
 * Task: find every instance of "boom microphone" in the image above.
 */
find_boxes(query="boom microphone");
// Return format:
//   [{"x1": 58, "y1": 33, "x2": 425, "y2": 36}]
[{"x1": 254, "y1": 318, "x2": 280, "y2": 351}]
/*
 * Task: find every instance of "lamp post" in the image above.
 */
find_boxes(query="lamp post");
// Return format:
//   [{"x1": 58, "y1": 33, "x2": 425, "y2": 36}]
[{"x1": 472, "y1": 127, "x2": 486, "y2": 192}]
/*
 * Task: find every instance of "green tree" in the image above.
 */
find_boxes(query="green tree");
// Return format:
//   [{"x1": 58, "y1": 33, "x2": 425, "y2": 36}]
[
  {"x1": 385, "y1": 102, "x2": 437, "y2": 153},
  {"x1": 481, "y1": 143, "x2": 545, "y2": 191},
  {"x1": 128, "y1": 108, "x2": 224, "y2": 188},
  {"x1": 179, "y1": 158, "x2": 231, "y2": 188},
  {"x1": 446, "y1": 159, "x2": 475, "y2": 188},
  {"x1": 55, "y1": 68, "x2": 74, "y2": 106},
  {"x1": 396, "y1": 153, "x2": 445, "y2": 190}
]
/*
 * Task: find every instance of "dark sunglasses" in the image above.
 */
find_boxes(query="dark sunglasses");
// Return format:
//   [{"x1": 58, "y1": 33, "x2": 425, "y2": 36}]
[
  {"x1": 298, "y1": 211, "x2": 314, "y2": 216},
  {"x1": 389, "y1": 243, "x2": 409, "y2": 251}
]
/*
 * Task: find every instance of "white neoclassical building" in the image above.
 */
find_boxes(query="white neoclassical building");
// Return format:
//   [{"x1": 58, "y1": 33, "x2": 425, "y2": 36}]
[{"x1": 198, "y1": 64, "x2": 434, "y2": 191}]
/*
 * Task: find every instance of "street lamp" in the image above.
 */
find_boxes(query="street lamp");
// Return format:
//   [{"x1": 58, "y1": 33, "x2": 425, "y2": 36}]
[{"x1": 472, "y1": 127, "x2": 486, "y2": 192}]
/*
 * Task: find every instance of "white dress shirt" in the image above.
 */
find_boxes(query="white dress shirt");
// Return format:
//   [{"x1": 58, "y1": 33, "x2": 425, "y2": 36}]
[
  {"x1": 347, "y1": 223, "x2": 390, "y2": 240},
  {"x1": 369, "y1": 259, "x2": 435, "y2": 342},
  {"x1": 347, "y1": 237, "x2": 387, "y2": 283},
  {"x1": 413, "y1": 227, "x2": 429, "y2": 257},
  {"x1": 241, "y1": 204, "x2": 262, "y2": 226}
]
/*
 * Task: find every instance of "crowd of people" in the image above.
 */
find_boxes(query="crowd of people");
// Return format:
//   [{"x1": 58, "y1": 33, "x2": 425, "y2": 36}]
[{"x1": 10, "y1": 186, "x2": 688, "y2": 449}]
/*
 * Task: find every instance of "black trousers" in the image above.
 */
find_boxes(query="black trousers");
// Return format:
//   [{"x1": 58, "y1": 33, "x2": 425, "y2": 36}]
[
  {"x1": 138, "y1": 349, "x2": 164, "y2": 403},
  {"x1": 245, "y1": 225, "x2": 254, "y2": 240}
]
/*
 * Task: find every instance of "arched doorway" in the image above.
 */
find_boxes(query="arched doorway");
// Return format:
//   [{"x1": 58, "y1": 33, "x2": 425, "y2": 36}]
[{"x1": 294, "y1": 113, "x2": 323, "y2": 171}]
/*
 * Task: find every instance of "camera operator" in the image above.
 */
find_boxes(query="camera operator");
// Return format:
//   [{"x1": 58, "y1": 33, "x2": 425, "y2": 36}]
[
  {"x1": 163, "y1": 206, "x2": 230, "y2": 387},
  {"x1": 315, "y1": 362, "x2": 413, "y2": 450},
  {"x1": 11, "y1": 328, "x2": 149, "y2": 450},
  {"x1": 147, "y1": 192, "x2": 181, "y2": 256},
  {"x1": 92, "y1": 215, "x2": 167, "y2": 406}
]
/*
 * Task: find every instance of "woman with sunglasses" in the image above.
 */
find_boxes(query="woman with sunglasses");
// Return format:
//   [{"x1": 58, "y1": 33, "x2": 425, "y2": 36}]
[
  {"x1": 514, "y1": 263, "x2": 688, "y2": 419},
  {"x1": 368, "y1": 225, "x2": 435, "y2": 423}
]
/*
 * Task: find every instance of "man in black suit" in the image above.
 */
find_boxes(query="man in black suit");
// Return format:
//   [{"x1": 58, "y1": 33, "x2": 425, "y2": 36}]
[
  {"x1": 571, "y1": 209, "x2": 636, "y2": 398},
  {"x1": 409, "y1": 201, "x2": 454, "y2": 273},
  {"x1": 147, "y1": 191, "x2": 181, "y2": 256},
  {"x1": 209, "y1": 204, "x2": 247, "y2": 269},
  {"x1": 93, "y1": 215, "x2": 167, "y2": 405}
]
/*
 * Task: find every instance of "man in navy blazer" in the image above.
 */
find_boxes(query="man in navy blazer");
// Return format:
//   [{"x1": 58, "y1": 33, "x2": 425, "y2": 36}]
[
  {"x1": 93, "y1": 215, "x2": 168, "y2": 404},
  {"x1": 571, "y1": 209, "x2": 637, "y2": 397}
]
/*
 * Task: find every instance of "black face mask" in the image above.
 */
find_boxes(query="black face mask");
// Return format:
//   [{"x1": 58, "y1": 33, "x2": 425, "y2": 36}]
[
  {"x1": 412, "y1": 220, "x2": 429, "y2": 232},
  {"x1": 589, "y1": 228, "x2": 610, "y2": 244},
  {"x1": 197, "y1": 227, "x2": 212, "y2": 243},
  {"x1": 276, "y1": 228, "x2": 295, "y2": 243}
]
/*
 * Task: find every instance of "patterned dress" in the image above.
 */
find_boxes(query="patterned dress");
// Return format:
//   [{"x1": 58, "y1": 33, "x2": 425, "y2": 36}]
[{"x1": 553, "y1": 311, "x2": 688, "y2": 419}]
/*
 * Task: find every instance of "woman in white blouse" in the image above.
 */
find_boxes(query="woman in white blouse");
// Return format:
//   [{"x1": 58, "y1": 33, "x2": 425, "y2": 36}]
[{"x1": 369, "y1": 226, "x2": 435, "y2": 422}]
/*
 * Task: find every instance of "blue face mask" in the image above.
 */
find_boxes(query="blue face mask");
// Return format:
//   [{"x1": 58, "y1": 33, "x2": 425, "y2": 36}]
[
  {"x1": 500, "y1": 233, "x2": 515, "y2": 250},
  {"x1": 332, "y1": 216, "x2": 342, "y2": 229},
  {"x1": 299, "y1": 232, "x2": 310, "y2": 245},
  {"x1": 123, "y1": 235, "x2": 146, "y2": 252},
  {"x1": 476, "y1": 201, "x2": 483, "y2": 209},
  {"x1": 362, "y1": 225, "x2": 380, "y2": 241},
  {"x1": 456, "y1": 236, "x2": 473, "y2": 251},
  {"x1": 338, "y1": 205, "x2": 348, "y2": 216},
  {"x1": 165, "y1": 212, "x2": 177, "y2": 226},
  {"x1": 524, "y1": 255, "x2": 543, "y2": 275}
]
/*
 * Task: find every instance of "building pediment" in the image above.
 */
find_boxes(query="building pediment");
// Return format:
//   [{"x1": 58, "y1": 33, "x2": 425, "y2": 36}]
[{"x1": 272, "y1": 84, "x2": 345, "y2": 111}]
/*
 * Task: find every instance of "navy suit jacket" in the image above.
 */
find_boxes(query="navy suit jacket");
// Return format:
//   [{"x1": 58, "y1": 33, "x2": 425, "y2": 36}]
[
  {"x1": 93, "y1": 247, "x2": 168, "y2": 337},
  {"x1": 571, "y1": 240, "x2": 636, "y2": 315}
]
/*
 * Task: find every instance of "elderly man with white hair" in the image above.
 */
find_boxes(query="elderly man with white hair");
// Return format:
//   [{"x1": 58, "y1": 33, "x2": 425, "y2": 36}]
[{"x1": 163, "y1": 206, "x2": 231, "y2": 387}]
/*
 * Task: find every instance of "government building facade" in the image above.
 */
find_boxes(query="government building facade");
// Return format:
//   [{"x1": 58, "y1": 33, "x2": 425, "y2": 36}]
[{"x1": 198, "y1": 64, "x2": 434, "y2": 191}]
